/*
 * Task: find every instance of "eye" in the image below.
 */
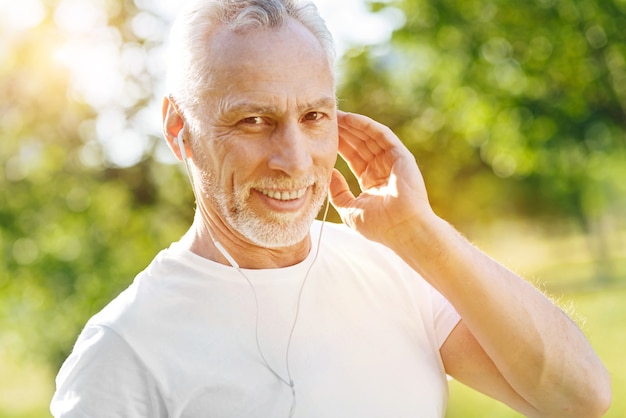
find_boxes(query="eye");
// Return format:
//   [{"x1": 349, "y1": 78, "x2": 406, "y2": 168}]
[
  {"x1": 241, "y1": 116, "x2": 265, "y2": 125},
  {"x1": 302, "y1": 112, "x2": 324, "y2": 122}
]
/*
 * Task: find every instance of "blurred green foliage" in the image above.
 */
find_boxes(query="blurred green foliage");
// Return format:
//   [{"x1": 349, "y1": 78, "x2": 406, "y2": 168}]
[
  {"x1": 340, "y1": 0, "x2": 626, "y2": 228},
  {"x1": 337, "y1": 0, "x2": 626, "y2": 287},
  {"x1": 0, "y1": 0, "x2": 624, "y2": 396},
  {"x1": 447, "y1": 287, "x2": 626, "y2": 417},
  {"x1": 0, "y1": 0, "x2": 192, "y2": 367}
]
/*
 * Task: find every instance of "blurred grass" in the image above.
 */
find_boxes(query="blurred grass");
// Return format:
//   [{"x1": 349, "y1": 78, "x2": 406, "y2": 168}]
[
  {"x1": 447, "y1": 221, "x2": 626, "y2": 417},
  {"x1": 447, "y1": 287, "x2": 626, "y2": 417},
  {"x1": 0, "y1": 351, "x2": 53, "y2": 418},
  {"x1": 2, "y1": 223, "x2": 624, "y2": 417}
]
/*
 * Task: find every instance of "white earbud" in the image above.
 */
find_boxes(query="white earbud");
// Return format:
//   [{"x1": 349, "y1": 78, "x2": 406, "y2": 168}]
[{"x1": 177, "y1": 130, "x2": 188, "y2": 160}]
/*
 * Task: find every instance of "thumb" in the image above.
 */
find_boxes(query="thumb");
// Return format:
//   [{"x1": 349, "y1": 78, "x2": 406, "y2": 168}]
[{"x1": 329, "y1": 169, "x2": 356, "y2": 214}]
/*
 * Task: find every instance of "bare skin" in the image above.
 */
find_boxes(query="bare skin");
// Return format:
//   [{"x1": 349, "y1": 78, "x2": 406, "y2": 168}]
[{"x1": 162, "y1": 19, "x2": 337, "y2": 269}]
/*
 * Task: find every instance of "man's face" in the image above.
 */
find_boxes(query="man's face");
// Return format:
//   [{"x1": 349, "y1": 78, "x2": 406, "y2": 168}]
[{"x1": 190, "y1": 18, "x2": 338, "y2": 249}]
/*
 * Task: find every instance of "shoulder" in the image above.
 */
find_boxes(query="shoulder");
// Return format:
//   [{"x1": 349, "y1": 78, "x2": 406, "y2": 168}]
[
  {"x1": 315, "y1": 221, "x2": 427, "y2": 302},
  {"x1": 51, "y1": 325, "x2": 166, "y2": 417},
  {"x1": 316, "y1": 220, "x2": 409, "y2": 274},
  {"x1": 315, "y1": 220, "x2": 460, "y2": 341},
  {"x1": 88, "y1": 244, "x2": 209, "y2": 329},
  {"x1": 316, "y1": 220, "x2": 395, "y2": 254}
]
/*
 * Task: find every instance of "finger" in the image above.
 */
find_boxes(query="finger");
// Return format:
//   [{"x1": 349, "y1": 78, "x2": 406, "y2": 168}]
[
  {"x1": 338, "y1": 113, "x2": 383, "y2": 162},
  {"x1": 339, "y1": 113, "x2": 384, "y2": 155},
  {"x1": 338, "y1": 124, "x2": 384, "y2": 159},
  {"x1": 338, "y1": 131, "x2": 393, "y2": 189},
  {"x1": 337, "y1": 130, "x2": 369, "y2": 177},
  {"x1": 337, "y1": 113, "x2": 393, "y2": 179},
  {"x1": 328, "y1": 168, "x2": 356, "y2": 213},
  {"x1": 338, "y1": 118, "x2": 386, "y2": 160},
  {"x1": 338, "y1": 111, "x2": 403, "y2": 152},
  {"x1": 337, "y1": 112, "x2": 399, "y2": 179}
]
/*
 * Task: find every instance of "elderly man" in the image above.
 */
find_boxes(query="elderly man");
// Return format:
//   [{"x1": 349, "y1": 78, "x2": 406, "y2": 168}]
[{"x1": 51, "y1": 0, "x2": 611, "y2": 417}]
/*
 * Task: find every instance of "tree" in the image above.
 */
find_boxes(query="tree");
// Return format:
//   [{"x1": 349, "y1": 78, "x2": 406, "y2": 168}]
[
  {"x1": 338, "y1": 0, "x2": 626, "y2": 279},
  {"x1": 2, "y1": 0, "x2": 625, "y2": 372},
  {"x1": 0, "y1": 0, "x2": 192, "y2": 367}
]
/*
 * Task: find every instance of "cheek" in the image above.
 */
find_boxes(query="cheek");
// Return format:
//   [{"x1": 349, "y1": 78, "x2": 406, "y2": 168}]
[
  {"x1": 314, "y1": 128, "x2": 339, "y2": 170},
  {"x1": 218, "y1": 142, "x2": 268, "y2": 186},
  {"x1": 192, "y1": 140, "x2": 232, "y2": 191}
]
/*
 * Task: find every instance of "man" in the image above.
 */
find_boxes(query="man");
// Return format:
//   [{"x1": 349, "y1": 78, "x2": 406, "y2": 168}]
[{"x1": 51, "y1": 0, "x2": 611, "y2": 417}]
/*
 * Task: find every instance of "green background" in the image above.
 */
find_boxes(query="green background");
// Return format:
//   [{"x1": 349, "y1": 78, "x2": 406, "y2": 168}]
[{"x1": 1, "y1": 0, "x2": 624, "y2": 416}]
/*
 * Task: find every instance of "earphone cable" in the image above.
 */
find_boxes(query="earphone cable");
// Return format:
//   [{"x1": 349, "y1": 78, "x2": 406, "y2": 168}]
[{"x1": 177, "y1": 132, "x2": 329, "y2": 416}]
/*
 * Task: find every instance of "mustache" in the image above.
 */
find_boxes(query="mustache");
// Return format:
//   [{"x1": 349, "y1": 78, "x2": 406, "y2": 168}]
[{"x1": 250, "y1": 175, "x2": 319, "y2": 190}]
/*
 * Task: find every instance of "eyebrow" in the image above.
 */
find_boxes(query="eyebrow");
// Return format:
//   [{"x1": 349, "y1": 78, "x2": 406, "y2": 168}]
[
  {"x1": 302, "y1": 96, "x2": 339, "y2": 111},
  {"x1": 221, "y1": 96, "x2": 338, "y2": 117}
]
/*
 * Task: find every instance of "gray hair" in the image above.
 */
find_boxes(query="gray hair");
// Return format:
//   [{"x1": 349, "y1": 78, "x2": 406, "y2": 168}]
[{"x1": 166, "y1": 0, "x2": 335, "y2": 134}]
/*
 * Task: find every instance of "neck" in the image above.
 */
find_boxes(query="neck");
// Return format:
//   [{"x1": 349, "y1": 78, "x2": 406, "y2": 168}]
[{"x1": 180, "y1": 210, "x2": 313, "y2": 269}]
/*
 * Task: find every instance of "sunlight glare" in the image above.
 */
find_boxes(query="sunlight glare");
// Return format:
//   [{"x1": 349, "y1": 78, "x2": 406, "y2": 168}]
[
  {"x1": 49, "y1": 0, "x2": 400, "y2": 168},
  {"x1": 54, "y1": 0, "x2": 108, "y2": 34},
  {"x1": 0, "y1": 0, "x2": 46, "y2": 32}
]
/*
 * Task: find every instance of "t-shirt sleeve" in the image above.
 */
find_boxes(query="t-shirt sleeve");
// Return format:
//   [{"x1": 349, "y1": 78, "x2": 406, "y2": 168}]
[
  {"x1": 429, "y1": 286, "x2": 461, "y2": 348},
  {"x1": 51, "y1": 324, "x2": 166, "y2": 418}
]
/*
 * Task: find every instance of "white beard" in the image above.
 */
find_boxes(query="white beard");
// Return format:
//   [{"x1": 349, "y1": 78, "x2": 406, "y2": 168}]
[{"x1": 199, "y1": 170, "x2": 328, "y2": 249}]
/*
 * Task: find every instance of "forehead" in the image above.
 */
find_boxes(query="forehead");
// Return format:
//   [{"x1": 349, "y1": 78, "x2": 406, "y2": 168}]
[{"x1": 199, "y1": 18, "x2": 335, "y2": 108}]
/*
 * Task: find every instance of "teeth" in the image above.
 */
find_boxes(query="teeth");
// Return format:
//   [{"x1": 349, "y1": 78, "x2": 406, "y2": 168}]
[{"x1": 260, "y1": 187, "x2": 307, "y2": 201}]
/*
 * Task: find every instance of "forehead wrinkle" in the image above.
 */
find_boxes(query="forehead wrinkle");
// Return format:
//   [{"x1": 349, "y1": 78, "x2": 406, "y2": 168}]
[
  {"x1": 300, "y1": 96, "x2": 338, "y2": 112},
  {"x1": 225, "y1": 100, "x2": 279, "y2": 116},
  {"x1": 218, "y1": 95, "x2": 337, "y2": 118}
]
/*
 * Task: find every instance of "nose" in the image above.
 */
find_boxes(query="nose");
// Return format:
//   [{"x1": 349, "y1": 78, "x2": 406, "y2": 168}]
[{"x1": 267, "y1": 122, "x2": 313, "y2": 177}]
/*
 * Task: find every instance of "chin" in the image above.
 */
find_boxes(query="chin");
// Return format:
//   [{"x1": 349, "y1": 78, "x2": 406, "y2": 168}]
[
  {"x1": 232, "y1": 210, "x2": 317, "y2": 249},
  {"x1": 245, "y1": 220, "x2": 313, "y2": 249},
  {"x1": 226, "y1": 183, "x2": 327, "y2": 249}
]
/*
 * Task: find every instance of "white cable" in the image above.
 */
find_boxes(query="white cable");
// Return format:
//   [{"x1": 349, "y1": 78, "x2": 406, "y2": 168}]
[{"x1": 177, "y1": 130, "x2": 329, "y2": 416}]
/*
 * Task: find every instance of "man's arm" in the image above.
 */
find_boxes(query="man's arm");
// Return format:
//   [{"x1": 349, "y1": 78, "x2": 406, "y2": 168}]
[
  {"x1": 442, "y1": 320, "x2": 543, "y2": 416},
  {"x1": 328, "y1": 111, "x2": 611, "y2": 417}
]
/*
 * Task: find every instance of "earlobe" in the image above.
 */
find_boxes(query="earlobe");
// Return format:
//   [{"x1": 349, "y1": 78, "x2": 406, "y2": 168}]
[{"x1": 162, "y1": 96, "x2": 191, "y2": 161}]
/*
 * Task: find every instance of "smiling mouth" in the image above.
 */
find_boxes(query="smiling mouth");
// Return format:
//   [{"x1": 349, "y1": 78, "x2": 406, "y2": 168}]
[{"x1": 258, "y1": 187, "x2": 307, "y2": 201}]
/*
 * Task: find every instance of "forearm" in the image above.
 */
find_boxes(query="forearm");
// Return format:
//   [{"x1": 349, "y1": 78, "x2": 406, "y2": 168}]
[
  {"x1": 389, "y1": 214, "x2": 611, "y2": 417},
  {"x1": 331, "y1": 110, "x2": 610, "y2": 415}
]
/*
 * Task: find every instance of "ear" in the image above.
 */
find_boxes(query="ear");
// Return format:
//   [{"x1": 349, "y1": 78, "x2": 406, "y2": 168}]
[{"x1": 162, "y1": 96, "x2": 193, "y2": 161}]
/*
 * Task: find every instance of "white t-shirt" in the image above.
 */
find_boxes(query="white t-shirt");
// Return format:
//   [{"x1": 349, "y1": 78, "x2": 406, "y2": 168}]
[{"x1": 51, "y1": 221, "x2": 460, "y2": 418}]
